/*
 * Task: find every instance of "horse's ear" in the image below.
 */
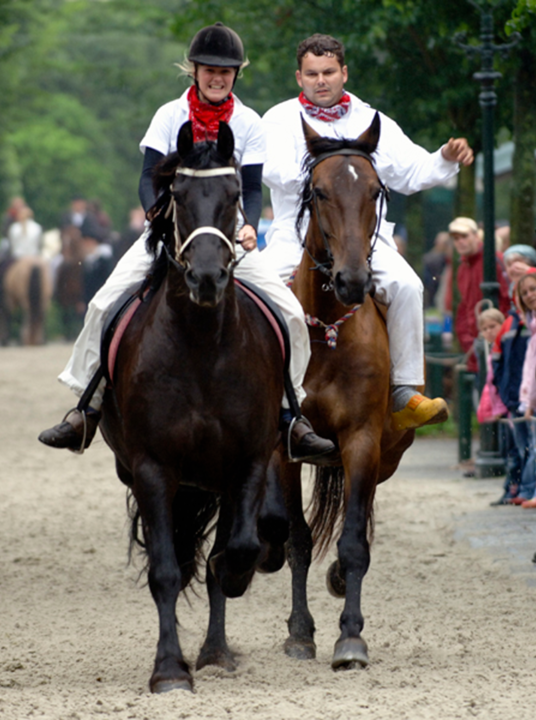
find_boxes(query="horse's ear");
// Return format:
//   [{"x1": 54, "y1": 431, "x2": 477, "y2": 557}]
[
  {"x1": 301, "y1": 116, "x2": 321, "y2": 154},
  {"x1": 177, "y1": 121, "x2": 194, "y2": 158},
  {"x1": 354, "y1": 112, "x2": 380, "y2": 155},
  {"x1": 217, "y1": 121, "x2": 235, "y2": 161}
]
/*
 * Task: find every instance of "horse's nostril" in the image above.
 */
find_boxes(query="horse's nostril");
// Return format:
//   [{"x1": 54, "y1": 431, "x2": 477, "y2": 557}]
[{"x1": 185, "y1": 269, "x2": 198, "y2": 287}]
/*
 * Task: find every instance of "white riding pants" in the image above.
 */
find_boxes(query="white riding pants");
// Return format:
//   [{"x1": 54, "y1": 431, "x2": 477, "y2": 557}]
[
  {"x1": 262, "y1": 232, "x2": 425, "y2": 387},
  {"x1": 59, "y1": 232, "x2": 309, "y2": 410}
]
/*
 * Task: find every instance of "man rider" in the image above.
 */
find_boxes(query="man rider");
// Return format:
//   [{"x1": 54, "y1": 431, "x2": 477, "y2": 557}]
[{"x1": 261, "y1": 34, "x2": 474, "y2": 430}]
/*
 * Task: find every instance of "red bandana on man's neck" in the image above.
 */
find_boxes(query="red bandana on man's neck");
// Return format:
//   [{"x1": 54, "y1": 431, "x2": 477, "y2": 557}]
[
  {"x1": 298, "y1": 91, "x2": 351, "y2": 122},
  {"x1": 187, "y1": 85, "x2": 235, "y2": 142}
]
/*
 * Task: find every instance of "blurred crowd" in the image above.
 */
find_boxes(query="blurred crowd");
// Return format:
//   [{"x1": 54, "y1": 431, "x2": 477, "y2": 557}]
[
  {"x1": 0, "y1": 196, "x2": 146, "y2": 342},
  {"x1": 421, "y1": 213, "x2": 536, "y2": 509}
]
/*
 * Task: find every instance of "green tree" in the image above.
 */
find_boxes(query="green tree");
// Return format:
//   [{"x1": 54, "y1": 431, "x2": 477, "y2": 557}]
[{"x1": 507, "y1": 0, "x2": 536, "y2": 245}]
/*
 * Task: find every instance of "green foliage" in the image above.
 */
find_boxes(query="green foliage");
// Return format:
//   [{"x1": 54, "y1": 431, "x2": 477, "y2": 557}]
[
  {"x1": 507, "y1": 0, "x2": 536, "y2": 32},
  {"x1": 0, "y1": 0, "x2": 185, "y2": 229}
]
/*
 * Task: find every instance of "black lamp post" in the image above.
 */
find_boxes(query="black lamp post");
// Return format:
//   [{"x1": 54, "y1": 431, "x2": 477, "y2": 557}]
[{"x1": 455, "y1": 0, "x2": 519, "y2": 478}]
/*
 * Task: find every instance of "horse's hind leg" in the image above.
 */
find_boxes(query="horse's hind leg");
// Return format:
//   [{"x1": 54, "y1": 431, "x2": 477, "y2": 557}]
[
  {"x1": 134, "y1": 462, "x2": 193, "y2": 693},
  {"x1": 197, "y1": 501, "x2": 236, "y2": 672},
  {"x1": 281, "y1": 461, "x2": 316, "y2": 660}
]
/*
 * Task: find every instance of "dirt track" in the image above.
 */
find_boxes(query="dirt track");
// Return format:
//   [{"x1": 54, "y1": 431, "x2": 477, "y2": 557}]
[{"x1": 1, "y1": 344, "x2": 536, "y2": 720}]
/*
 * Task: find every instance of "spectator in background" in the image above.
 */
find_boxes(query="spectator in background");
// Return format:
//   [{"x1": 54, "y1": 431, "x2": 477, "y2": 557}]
[
  {"x1": 114, "y1": 206, "x2": 146, "y2": 262},
  {"x1": 495, "y1": 223, "x2": 510, "y2": 252},
  {"x1": 508, "y1": 269, "x2": 536, "y2": 505},
  {"x1": 491, "y1": 259, "x2": 536, "y2": 504},
  {"x1": 502, "y1": 244, "x2": 536, "y2": 293},
  {"x1": 449, "y1": 216, "x2": 509, "y2": 372},
  {"x1": 1, "y1": 196, "x2": 27, "y2": 237},
  {"x1": 423, "y1": 231, "x2": 451, "y2": 308},
  {"x1": 7, "y1": 205, "x2": 43, "y2": 259},
  {"x1": 476, "y1": 307, "x2": 507, "y2": 425}
]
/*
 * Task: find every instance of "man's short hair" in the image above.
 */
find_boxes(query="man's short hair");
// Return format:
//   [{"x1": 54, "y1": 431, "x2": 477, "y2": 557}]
[{"x1": 296, "y1": 34, "x2": 345, "y2": 69}]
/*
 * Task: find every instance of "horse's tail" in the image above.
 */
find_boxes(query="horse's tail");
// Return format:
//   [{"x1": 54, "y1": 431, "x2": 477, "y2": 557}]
[
  {"x1": 127, "y1": 488, "x2": 220, "y2": 591},
  {"x1": 308, "y1": 466, "x2": 375, "y2": 560}
]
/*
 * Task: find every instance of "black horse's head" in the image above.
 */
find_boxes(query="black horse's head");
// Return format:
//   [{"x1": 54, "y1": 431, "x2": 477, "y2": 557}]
[
  {"x1": 297, "y1": 113, "x2": 385, "y2": 307},
  {"x1": 148, "y1": 121, "x2": 241, "y2": 307}
]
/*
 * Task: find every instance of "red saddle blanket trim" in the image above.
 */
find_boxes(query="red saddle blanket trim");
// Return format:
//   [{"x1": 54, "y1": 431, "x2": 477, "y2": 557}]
[
  {"x1": 233, "y1": 279, "x2": 286, "y2": 362},
  {"x1": 107, "y1": 279, "x2": 286, "y2": 382},
  {"x1": 108, "y1": 296, "x2": 143, "y2": 382}
]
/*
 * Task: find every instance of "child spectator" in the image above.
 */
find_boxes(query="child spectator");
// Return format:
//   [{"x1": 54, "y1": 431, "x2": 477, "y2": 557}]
[
  {"x1": 491, "y1": 261, "x2": 536, "y2": 504},
  {"x1": 513, "y1": 270, "x2": 536, "y2": 506},
  {"x1": 476, "y1": 307, "x2": 507, "y2": 423}
]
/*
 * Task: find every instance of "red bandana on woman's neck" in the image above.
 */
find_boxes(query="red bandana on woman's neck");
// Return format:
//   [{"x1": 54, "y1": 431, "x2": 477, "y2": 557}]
[
  {"x1": 187, "y1": 85, "x2": 234, "y2": 143},
  {"x1": 298, "y1": 91, "x2": 351, "y2": 122}
]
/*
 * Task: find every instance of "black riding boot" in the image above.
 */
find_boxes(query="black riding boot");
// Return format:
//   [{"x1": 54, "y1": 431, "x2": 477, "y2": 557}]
[
  {"x1": 280, "y1": 412, "x2": 336, "y2": 464},
  {"x1": 38, "y1": 408, "x2": 101, "y2": 452}
]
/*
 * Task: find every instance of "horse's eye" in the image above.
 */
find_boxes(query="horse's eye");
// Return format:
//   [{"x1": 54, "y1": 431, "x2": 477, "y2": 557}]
[{"x1": 314, "y1": 188, "x2": 328, "y2": 201}]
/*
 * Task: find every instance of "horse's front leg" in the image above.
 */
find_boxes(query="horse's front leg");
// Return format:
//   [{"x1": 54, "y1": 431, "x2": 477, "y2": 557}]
[
  {"x1": 257, "y1": 451, "x2": 289, "y2": 573},
  {"x1": 329, "y1": 439, "x2": 380, "y2": 670},
  {"x1": 196, "y1": 500, "x2": 237, "y2": 672},
  {"x1": 211, "y1": 458, "x2": 267, "y2": 598},
  {"x1": 134, "y1": 461, "x2": 193, "y2": 693},
  {"x1": 281, "y1": 461, "x2": 316, "y2": 660}
]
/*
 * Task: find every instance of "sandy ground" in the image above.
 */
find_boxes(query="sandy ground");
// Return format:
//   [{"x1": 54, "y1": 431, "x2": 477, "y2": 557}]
[{"x1": 1, "y1": 343, "x2": 536, "y2": 720}]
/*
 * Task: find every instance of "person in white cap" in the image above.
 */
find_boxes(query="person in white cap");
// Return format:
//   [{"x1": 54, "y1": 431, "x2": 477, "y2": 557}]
[
  {"x1": 262, "y1": 33, "x2": 474, "y2": 430},
  {"x1": 449, "y1": 216, "x2": 510, "y2": 372}
]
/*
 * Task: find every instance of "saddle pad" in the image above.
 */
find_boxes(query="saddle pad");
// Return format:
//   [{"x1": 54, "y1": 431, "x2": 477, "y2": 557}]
[
  {"x1": 101, "y1": 284, "x2": 149, "y2": 384},
  {"x1": 234, "y1": 278, "x2": 290, "y2": 370},
  {"x1": 101, "y1": 277, "x2": 290, "y2": 385}
]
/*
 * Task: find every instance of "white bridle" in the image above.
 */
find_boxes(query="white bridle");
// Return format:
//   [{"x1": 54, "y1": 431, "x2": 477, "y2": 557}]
[{"x1": 169, "y1": 166, "x2": 239, "y2": 264}]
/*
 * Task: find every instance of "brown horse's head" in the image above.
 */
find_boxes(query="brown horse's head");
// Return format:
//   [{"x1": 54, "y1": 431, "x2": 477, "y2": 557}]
[
  {"x1": 297, "y1": 113, "x2": 385, "y2": 306},
  {"x1": 148, "y1": 121, "x2": 241, "y2": 307}
]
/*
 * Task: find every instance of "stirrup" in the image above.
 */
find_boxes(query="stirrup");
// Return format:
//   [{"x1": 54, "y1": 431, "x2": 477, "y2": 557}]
[
  {"x1": 286, "y1": 415, "x2": 300, "y2": 462},
  {"x1": 63, "y1": 407, "x2": 89, "y2": 456}
]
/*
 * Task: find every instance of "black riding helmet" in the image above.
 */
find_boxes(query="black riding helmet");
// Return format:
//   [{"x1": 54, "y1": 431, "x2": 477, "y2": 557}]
[{"x1": 188, "y1": 22, "x2": 244, "y2": 68}]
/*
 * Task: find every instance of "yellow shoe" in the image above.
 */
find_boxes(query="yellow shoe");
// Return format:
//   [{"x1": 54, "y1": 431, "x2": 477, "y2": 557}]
[{"x1": 392, "y1": 394, "x2": 449, "y2": 431}]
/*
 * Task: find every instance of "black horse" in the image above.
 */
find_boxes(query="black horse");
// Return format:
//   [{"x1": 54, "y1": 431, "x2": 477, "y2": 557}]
[{"x1": 100, "y1": 121, "x2": 286, "y2": 693}]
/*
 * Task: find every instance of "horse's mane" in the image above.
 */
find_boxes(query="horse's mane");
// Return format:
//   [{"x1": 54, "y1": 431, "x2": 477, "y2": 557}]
[
  {"x1": 296, "y1": 135, "x2": 377, "y2": 241},
  {"x1": 145, "y1": 140, "x2": 237, "y2": 260}
]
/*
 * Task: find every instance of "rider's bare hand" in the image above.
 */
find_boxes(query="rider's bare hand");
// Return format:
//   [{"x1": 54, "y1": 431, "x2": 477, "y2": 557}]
[
  {"x1": 237, "y1": 224, "x2": 257, "y2": 251},
  {"x1": 441, "y1": 138, "x2": 474, "y2": 166}
]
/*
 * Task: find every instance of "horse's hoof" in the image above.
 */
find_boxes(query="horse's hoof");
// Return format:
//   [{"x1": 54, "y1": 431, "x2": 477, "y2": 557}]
[
  {"x1": 326, "y1": 561, "x2": 346, "y2": 598},
  {"x1": 150, "y1": 659, "x2": 193, "y2": 693},
  {"x1": 196, "y1": 647, "x2": 237, "y2": 672},
  {"x1": 150, "y1": 675, "x2": 194, "y2": 694},
  {"x1": 284, "y1": 636, "x2": 316, "y2": 660},
  {"x1": 331, "y1": 637, "x2": 369, "y2": 670}
]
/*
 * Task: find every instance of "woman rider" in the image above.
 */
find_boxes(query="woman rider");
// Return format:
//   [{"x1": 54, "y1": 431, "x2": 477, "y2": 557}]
[{"x1": 39, "y1": 22, "x2": 334, "y2": 464}]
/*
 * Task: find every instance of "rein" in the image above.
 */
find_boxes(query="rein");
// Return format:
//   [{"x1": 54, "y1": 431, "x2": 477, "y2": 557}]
[{"x1": 303, "y1": 148, "x2": 389, "y2": 280}]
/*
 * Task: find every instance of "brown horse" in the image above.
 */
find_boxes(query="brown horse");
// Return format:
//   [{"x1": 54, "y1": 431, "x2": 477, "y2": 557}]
[
  {"x1": 99, "y1": 121, "x2": 286, "y2": 693},
  {"x1": 0, "y1": 256, "x2": 52, "y2": 345},
  {"x1": 279, "y1": 115, "x2": 415, "y2": 669}
]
